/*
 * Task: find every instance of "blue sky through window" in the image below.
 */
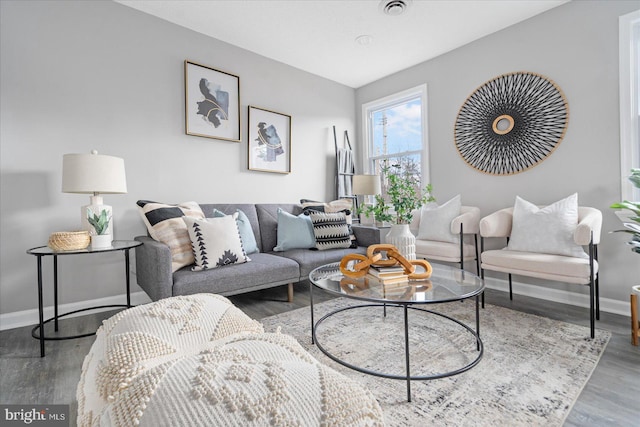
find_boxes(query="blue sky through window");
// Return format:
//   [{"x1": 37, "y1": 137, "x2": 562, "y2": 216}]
[{"x1": 372, "y1": 98, "x2": 422, "y2": 156}]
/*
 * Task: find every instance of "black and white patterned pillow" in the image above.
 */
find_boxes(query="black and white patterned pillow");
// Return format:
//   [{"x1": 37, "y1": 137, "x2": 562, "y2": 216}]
[
  {"x1": 308, "y1": 211, "x2": 352, "y2": 251},
  {"x1": 183, "y1": 214, "x2": 250, "y2": 271},
  {"x1": 137, "y1": 200, "x2": 205, "y2": 272},
  {"x1": 300, "y1": 199, "x2": 357, "y2": 248}
]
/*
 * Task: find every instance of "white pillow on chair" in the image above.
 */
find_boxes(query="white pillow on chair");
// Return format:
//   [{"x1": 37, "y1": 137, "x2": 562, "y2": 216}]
[
  {"x1": 507, "y1": 193, "x2": 587, "y2": 258},
  {"x1": 416, "y1": 195, "x2": 461, "y2": 243}
]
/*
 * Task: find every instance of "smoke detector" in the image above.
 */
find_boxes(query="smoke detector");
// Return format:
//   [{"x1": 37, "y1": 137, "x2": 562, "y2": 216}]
[{"x1": 379, "y1": 0, "x2": 411, "y2": 16}]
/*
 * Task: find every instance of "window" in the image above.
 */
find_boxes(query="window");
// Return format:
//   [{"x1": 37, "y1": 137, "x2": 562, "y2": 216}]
[
  {"x1": 619, "y1": 10, "x2": 640, "y2": 201},
  {"x1": 362, "y1": 85, "x2": 429, "y2": 201}
]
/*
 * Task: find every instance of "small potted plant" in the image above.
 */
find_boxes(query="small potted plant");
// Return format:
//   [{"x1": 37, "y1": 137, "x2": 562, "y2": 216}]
[
  {"x1": 610, "y1": 168, "x2": 640, "y2": 254},
  {"x1": 610, "y1": 168, "x2": 640, "y2": 345},
  {"x1": 358, "y1": 194, "x2": 393, "y2": 226},
  {"x1": 368, "y1": 163, "x2": 435, "y2": 259},
  {"x1": 86, "y1": 207, "x2": 112, "y2": 248},
  {"x1": 386, "y1": 164, "x2": 435, "y2": 225}
]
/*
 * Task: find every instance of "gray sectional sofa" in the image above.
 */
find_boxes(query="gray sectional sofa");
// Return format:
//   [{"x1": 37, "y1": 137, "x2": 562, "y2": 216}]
[{"x1": 134, "y1": 203, "x2": 378, "y2": 302}]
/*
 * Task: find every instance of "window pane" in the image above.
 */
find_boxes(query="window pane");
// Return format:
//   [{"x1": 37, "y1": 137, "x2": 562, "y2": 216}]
[
  {"x1": 371, "y1": 98, "x2": 422, "y2": 156},
  {"x1": 372, "y1": 154, "x2": 423, "y2": 202}
]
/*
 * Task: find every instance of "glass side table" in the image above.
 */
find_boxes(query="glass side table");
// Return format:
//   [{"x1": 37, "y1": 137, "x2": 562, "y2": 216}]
[{"x1": 26, "y1": 240, "x2": 142, "y2": 357}]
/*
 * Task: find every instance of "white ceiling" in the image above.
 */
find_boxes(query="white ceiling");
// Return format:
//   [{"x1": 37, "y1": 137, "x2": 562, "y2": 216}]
[{"x1": 116, "y1": 0, "x2": 569, "y2": 88}]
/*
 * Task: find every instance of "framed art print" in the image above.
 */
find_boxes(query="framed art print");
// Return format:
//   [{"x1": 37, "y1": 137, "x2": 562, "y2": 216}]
[
  {"x1": 185, "y1": 60, "x2": 241, "y2": 142},
  {"x1": 248, "y1": 105, "x2": 291, "y2": 174}
]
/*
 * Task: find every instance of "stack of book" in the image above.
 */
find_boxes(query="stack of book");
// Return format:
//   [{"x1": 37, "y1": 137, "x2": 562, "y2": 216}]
[{"x1": 366, "y1": 265, "x2": 409, "y2": 285}]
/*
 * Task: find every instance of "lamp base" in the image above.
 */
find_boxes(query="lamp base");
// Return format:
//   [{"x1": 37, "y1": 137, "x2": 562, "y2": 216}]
[{"x1": 81, "y1": 195, "x2": 113, "y2": 238}]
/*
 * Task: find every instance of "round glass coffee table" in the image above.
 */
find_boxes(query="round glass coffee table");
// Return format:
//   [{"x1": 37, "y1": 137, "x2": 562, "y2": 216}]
[{"x1": 308, "y1": 262, "x2": 484, "y2": 402}]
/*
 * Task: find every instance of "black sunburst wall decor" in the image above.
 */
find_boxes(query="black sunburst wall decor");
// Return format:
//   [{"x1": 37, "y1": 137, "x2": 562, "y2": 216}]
[{"x1": 454, "y1": 72, "x2": 569, "y2": 175}]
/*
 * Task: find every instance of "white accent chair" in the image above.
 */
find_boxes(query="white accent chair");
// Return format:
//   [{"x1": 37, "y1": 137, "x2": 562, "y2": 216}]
[
  {"x1": 479, "y1": 207, "x2": 602, "y2": 338},
  {"x1": 410, "y1": 206, "x2": 481, "y2": 272}
]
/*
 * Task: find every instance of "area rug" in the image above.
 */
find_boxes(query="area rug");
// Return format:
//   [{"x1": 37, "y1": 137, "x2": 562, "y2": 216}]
[{"x1": 261, "y1": 298, "x2": 610, "y2": 427}]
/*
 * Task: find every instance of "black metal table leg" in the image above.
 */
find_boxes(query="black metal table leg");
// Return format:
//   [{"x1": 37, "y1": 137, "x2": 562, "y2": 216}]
[
  {"x1": 125, "y1": 249, "x2": 132, "y2": 307},
  {"x1": 36, "y1": 256, "x2": 45, "y2": 357},
  {"x1": 476, "y1": 294, "x2": 481, "y2": 351},
  {"x1": 53, "y1": 255, "x2": 59, "y2": 331},
  {"x1": 404, "y1": 304, "x2": 411, "y2": 402},
  {"x1": 309, "y1": 281, "x2": 315, "y2": 345}
]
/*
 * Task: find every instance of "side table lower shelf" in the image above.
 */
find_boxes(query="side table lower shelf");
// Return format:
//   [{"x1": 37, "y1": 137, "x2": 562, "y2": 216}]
[
  {"x1": 31, "y1": 304, "x2": 133, "y2": 341},
  {"x1": 27, "y1": 240, "x2": 142, "y2": 357}
]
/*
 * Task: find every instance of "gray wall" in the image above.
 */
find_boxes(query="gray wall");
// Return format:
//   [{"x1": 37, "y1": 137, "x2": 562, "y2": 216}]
[
  {"x1": 0, "y1": 1, "x2": 355, "y2": 316},
  {"x1": 355, "y1": 0, "x2": 640, "y2": 306}
]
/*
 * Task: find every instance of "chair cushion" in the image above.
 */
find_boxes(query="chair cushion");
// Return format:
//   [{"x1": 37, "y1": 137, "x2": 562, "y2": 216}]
[
  {"x1": 415, "y1": 240, "x2": 476, "y2": 263},
  {"x1": 507, "y1": 194, "x2": 587, "y2": 258},
  {"x1": 481, "y1": 249, "x2": 597, "y2": 285},
  {"x1": 416, "y1": 195, "x2": 461, "y2": 243}
]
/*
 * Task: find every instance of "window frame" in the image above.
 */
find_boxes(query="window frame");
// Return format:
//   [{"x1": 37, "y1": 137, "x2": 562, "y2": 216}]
[
  {"x1": 619, "y1": 9, "x2": 640, "y2": 201},
  {"x1": 361, "y1": 84, "x2": 430, "y2": 193}
]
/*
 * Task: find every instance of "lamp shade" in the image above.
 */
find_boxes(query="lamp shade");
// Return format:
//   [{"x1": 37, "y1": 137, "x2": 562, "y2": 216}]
[
  {"x1": 352, "y1": 174, "x2": 381, "y2": 195},
  {"x1": 62, "y1": 150, "x2": 127, "y2": 194}
]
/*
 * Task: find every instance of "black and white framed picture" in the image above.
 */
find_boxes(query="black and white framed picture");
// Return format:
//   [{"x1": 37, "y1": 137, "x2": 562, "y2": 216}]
[
  {"x1": 184, "y1": 60, "x2": 241, "y2": 142},
  {"x1": 248, "y1": 105, "x2": 291, "y2": 174}
]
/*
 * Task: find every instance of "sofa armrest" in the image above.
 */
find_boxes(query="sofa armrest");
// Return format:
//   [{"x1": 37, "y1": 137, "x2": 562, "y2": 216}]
[
  {"x1": 451, "y1": 206, "x2": 481, "y2": 234},
  {"x1": 134, "y1": 236, "x2": 174, "y2": 301},
  {"x1": 575, "y1": 207, "x2": 603, "y2": 246},
  {"x1": 352, "y1": 225, "x2": 384, "y2": 247},
  {"x1": 479, "y1": 208, "x2": 514, "y2": 238}
]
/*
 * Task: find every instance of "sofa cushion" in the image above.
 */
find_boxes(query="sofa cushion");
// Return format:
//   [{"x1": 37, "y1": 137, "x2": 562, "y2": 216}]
[
  {"x1": 276, "y1": 246, "x2": 366, "y2": 278},
  {"x1": 173, "y1": 253, "x2": 300, "y2": 296},
  {"x1": 137, "y1": 200, "x2": 205, "y2": 272},
  {"x1": 256, "y1": 204, "x2": 304, "y2": 254},
  {"x1": 507, "y1": 193, "x2": 587, "y2": 258},
  {"x1": 183, "y1": 215, "x2": 250, "y2": 271},
  {"x1": 210, "y1": 208, "x2": 259, "y2": 254},
  {"x1": 273, "y1": 208, "x2": 316, "y2": 252}
]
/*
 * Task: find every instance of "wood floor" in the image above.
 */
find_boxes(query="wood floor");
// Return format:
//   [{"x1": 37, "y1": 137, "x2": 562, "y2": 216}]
[{"x1": 0, "y1": 283, "x2": 638, "y2": 426}]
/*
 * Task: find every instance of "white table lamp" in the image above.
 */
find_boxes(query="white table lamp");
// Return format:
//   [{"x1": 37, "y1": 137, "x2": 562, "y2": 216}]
[
  {"x1": 352, "y1": 174, "x2": 381, "y2": 224},
  {"x1": 62, "y1": 150, "x2": 127, "y2": 248}
]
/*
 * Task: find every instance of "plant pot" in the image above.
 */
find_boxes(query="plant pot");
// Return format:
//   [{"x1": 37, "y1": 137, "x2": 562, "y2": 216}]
[
  {"x1": 385, "y1": 224, "x2": 416, "y2": 260},
  {"x1": 91, "y1": 234, "x2": 113, "y2": 249}
]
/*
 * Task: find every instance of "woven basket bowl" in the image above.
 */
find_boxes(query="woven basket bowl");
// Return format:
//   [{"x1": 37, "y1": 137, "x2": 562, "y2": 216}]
[{"x1": 48, "y1": 231, "x2": 91, "y2": 251}]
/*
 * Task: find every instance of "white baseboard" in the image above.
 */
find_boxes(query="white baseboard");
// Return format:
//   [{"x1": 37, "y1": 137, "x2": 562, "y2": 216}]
[
  {"x1": 484, "y1": 278, "x2": 630, "y2": 317},
  {"x1": 0, "y1": 280, "x2": 630, "y2": 332},
  {"x1": 0, "y1": 291, "x2": 152, "y2": 331}
]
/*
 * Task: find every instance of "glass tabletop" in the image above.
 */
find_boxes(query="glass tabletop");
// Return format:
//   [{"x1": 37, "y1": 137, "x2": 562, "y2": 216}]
[
  {"x1": 27, "y1": 240, "x2": 142, "y2": 256},
  {"x1": 309, "y1": 262, "x2": 484, "y2": 304}
]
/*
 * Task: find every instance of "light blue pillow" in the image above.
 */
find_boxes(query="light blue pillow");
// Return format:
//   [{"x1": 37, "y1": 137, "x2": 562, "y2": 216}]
[
  {"x1": 273, "y1": 208, "x2": 316, "y2": 251},
  {"x1": 211, "y1": 209, "x2": 259, "y2": 254}
]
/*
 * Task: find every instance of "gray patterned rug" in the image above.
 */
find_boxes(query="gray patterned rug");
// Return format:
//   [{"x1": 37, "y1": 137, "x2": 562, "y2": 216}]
[{"x1": 261, "y1": 298, "x2": 610, "y2": 427}]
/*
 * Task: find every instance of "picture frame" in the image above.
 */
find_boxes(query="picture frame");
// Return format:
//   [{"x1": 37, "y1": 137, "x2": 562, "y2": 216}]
[
  {"x1": 248, "y1": 105, "x2": 292, "y2": 174},
  {"x1": 184, "y1": 60, "x2": 241, "y2": 142}
]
